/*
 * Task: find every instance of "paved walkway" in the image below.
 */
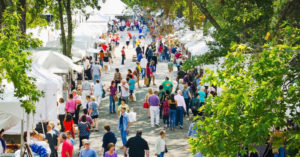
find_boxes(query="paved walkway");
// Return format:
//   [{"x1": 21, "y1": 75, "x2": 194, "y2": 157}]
[{"x1": 73, "y1": 30, "x2": 194, "y2": 157}]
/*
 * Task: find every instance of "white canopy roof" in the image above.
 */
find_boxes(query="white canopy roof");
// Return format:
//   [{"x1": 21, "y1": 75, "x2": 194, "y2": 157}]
[
  {"x1": 86, "y1": 13, "x2": 109, "y2": 23},
  {"x1": 32, "y1": 50, "x2": 83, "y2": 73},
  {"x1": 100, "y1": 0, "x2": 133, "y2": 16}
]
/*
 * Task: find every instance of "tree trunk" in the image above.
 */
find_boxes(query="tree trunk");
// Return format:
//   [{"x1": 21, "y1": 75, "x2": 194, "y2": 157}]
[
  {"x1": 18, "y1": 0, "x2": 26, "y2": 34},
  {"x1": 58, "y1": 0, "x2": 67, "y2": 56},
  {"x1": 202, "y1": 0, "x2": 208, "y2": 36},
  {"x1": 188, "y1": 0, "x2": 194, "y2": 31},
  {"x1": 193, "y1": 0, "x2": 221, "y2": 31},
  {"x1": 64, "y1": 0, "x2": 72, "y2": 58},
  {"x1": 0, "y1": 0, "x2": 12, "y2": 26}
]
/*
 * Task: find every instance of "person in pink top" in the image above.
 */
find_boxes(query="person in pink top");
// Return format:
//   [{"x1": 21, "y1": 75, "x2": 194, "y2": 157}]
[
  {"x1": 61, "y1": 133, "x2": 73, "y2": 157},
  {"x1": 65, "y1": 94, "x2": 76, "y2": 115}
]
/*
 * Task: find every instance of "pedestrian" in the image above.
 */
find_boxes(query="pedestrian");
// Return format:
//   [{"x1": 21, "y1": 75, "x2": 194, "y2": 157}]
[
  {"x1": 270, "y1": 127, "x2": 285, "y2": 157},
  {"x1": 65, "y1": 94, "x2": 76, "y2": 117},
  {"x1": 57, "y1": 98, "x2": 66, "y2": 132},
  {"x1": 99, "y1": 50, "x2": 105, "y2": 67},
  {"x1": 167, "y1": 60, "x2": 173, "y2": 81},
  {"x1": 137, "y1": 52, "x2": 143, "y2": 62},
  {"x1": 178, "y1": 79, "x2": 184, "y2": 91},
  {"x1": 175, "y1": 90, "x2": 186, "y2": 129},
  {"x1": 198, "y1": 86, "x2": 206, "y2": 105},
  {"x1": 168, "y1": 94, "x2": 177, "y2": 130},
  {"x1": 114, "y1": 68, "x2": 122, "y2": 88},
  {"x1": 146, "y1": 62, "x2": 152, "y2": 87},
  {"x1": 0, "y1": 129, "x2": 6, "y2": 155},
  {"x1": 136, "y1": 45, "x2": 142, "y2": 57},
  {"x1": 89, "y1": 97, "x2": 99, "y2": 131},
  {"x1": 66, "y1": 131, "x2": 75, "y2": 146},
  {"x1": 155, "y1": 130, "x2": 167, "y2": 157},
  {"x1": 182, "y1": 85, "x2": 192, "y2": 117},
  {"x1": 135, "y1": 62, "x2": 141, "y2": 88},
  {"x1": 108, "y1": 81, "x2": 117, "y2": 114},
  {"x1": 61, "y1": 132, "x2": 73, "y2": 157},
  {"x1": 126, "y1": 69, "x2": 134, "y2": 82},
  {"x1": 162, "y1": 77, "x2": 173, "y2": 93},
  {"x1": 132, "y1": 35, "x2": 137, "y2": 48},
  {"x1": 92, "y1": 61, "x2": 101, "y2": 84},
  {"x1": 124, "y1": 130, "x2": 150, "y2": 157},
  {"x1": 162, "y1": 96, "x2": 170, "y2": 128},
  {"x1": 117, "y1": 99, "x2": 130, "y2": 116},
  {"x1": 118, "y1": 107, "x2": 130, "y2": 148},
  {"x1": 150, "y1": 60, "x2": 156, "y2": 86},
  {"x1": 83, "y1": 57, "x2": 92, "y2": 80},
  {"x1": 119, "y1": 79, "x2": 130, "y2": 103},
  {"x1": 78, "y1": 115, "x2": 91, "y2": 149},
  {"x1": 64, "y1": 113, "x2": 75, "y2": 139},
  {"x1": 45, "y1": 125, "x2": 58, "y2": 157},
  {"x1": 126, "y1": 34, "x2": 130, "y2": 48},
  {"x1": 100, "y1": 125, "x2": 117, "y2": 156},
  {"x1": 128, "y1": 75, "x2": 136, "y2": 98},
  {"x1": 105, "y1": 143, "x2": 117, "y2": 157},
  {"x1": 103, "y1": 53, "x2": 110, "y2": 73},
  {"x1": 149, "y1": 91, "x2": 161, "y2": 127},
  {"x1": 190, "y1": 93, "x2": 201, "y2": 116},
  {"x1": 85, "y1": 95, "x2": 92, "y2": 110},
  {"x1": 82, "y1": 80, "x2": 92, "y2": 107},
  {"x1": 121, "y1": 46, "x2": 126, "y2": 65},
  {"x1": 93, "y1": 79, "x2": 103, "y2": 104},
  {"x1": 79, "y1": 140, "x2": 97, "y2": 157},
  {"x1": 140, "y1": 57, "x2": 147, "y2": 79}
]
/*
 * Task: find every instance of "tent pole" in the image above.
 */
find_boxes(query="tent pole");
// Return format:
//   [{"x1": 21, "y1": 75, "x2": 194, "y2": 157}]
[{"x1": 20, "y1": 119, "x2": 24, "y2": 156}]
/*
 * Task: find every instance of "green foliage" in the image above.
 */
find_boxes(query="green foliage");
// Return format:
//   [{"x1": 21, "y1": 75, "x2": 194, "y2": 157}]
[
  {"x1": 0, "y1": 10, "x2": 43, "y2": 113},
  {"x1": 189, "y1": 42, "x2": 300, "y2": 156}
]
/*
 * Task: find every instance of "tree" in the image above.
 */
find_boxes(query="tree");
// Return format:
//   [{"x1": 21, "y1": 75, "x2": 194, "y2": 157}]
[{"x1": 0, "y1": 9, "x2": 43, "y2": 113}]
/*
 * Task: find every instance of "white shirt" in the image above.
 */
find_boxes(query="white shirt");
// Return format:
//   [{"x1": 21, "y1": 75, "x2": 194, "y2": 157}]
[
  {"x1": 83, "y1": 60, "x2": 90, "y2": 70},
  {"x1": 174, "y1": 94, "x2": 186, "y2": 111},
  {"x1": 58, "y1": 102, "x2": 66, "y2": 115},
  {"x1": 93, "y1": 83, "x2": 103, "y2": 96},
  {"x1": 82, "y1": 81, "x2": 92, "y2": 90},
  {"x1": 140, "y1": 58, "x2": 147, "y2": 68},
  {"x1": 119, "y1": 83, "x2": 129, "y2": 97}
]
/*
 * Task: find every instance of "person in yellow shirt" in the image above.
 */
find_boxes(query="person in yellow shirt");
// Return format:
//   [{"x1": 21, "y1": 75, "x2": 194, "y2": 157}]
[{"x1": 270, "y1": 127, "x2": 285, "y2": 157}]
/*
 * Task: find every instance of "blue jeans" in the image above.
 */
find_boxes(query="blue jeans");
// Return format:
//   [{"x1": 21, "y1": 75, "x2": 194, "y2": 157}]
[
  {"x1": 159, "y1": 53, "x2": 164, "y2": 62},
  {"x1": 109, "y1": 95, "x2": 115, "y2": 113},
  {"x1": 158, "y1": 152, "x2": 164, "y2": 157},
  {"x1": 169, "y1": 109, "x2": 176, "y2": 128},
  {"x1": 100, "y1": 60, "x2": 103, "y2": 67},
  {"x1": 141, "y1": 68, "x2": 146, "y2": 78},
  {"x1": 176, "y1": 107, "x2": 184, "y2": 126},
  {"x1": 274, "y1": 147, "x2": 284, "y2": 157},
  {"x1": 120, "y1": 129, "x2": 127, "y2": 146},
  {"x1": 94, "y1": 75, "x2": 100, "y2": 84}
]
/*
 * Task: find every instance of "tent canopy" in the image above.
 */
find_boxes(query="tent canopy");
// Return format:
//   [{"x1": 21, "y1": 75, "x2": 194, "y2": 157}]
[
  {"x1": 100, "y1": 0, "x2": 133, "y2": 16},
  {"x1": 32, "y1": 50, "x2": 83, "y2": 73}
]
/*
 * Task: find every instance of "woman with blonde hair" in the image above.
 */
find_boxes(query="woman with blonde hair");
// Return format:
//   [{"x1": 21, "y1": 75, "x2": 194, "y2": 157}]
[
  {"x1": 144, "y1": 87, "x2": 153, "y2": 118},
  {"x1": 89, "y1": 96, "x2": 99, "y2": 131}
]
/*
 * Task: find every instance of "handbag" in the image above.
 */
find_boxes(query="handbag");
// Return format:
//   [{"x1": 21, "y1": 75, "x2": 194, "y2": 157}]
[
  {"x1": 113, "y1": 95, "x2": 118, "y2": 101},
  {"x1": 143, "y1": 102, "x2": 149, "y2": 108},
  {"x1": 165, "y1": 145, "x2": 168, "y2": 153}
]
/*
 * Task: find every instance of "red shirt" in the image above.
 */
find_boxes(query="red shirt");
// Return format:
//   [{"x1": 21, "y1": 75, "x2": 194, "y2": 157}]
[
  {"x1": 121, "y1": 49, "x2": 125, "y2": 55},
  {"x1": 61, "y1": 139, "x2": 73, "y2": 157},
  {"x1": 63, "y1": 120, "x2": 74, "y2": 133},
  {"x1": 146, "y1": 67, "x2": 152, "y2": 76},
  {"x1": 102, "y1": 44, "x2": 108, "y2": 51}
]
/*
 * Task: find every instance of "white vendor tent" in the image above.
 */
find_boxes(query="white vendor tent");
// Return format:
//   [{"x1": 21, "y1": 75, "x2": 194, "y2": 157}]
[
  {"x1": 0, "y1": 64, "x2": 63, "y2": 134},
  {"x1": 32, "y1": 50, "x2": 83, "y2": 74},
  {"x1": 100, "y1": 0, "x2": 133, "y2": 17}
]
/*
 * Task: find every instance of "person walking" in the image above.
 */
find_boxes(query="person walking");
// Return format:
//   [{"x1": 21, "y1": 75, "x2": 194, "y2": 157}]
[
  {"x1": 175, "y1": 90, "x2": 186, "y2": 129},
  {"x1": 65, "y1": 94, "x2": 76, "y2": 117},
  {"x1": 105, "y1": 143, "x2": 118, "y2": 157},
  {"x1": 182, "y1": 85, "x2": 192, "y2": 118},
  {"x1": 155, "y1": 130, "x2": 167, "y2": 157},
  {"x1": 118, "y1": 107, "x2": 130, "y2": 148},
  {"x1": 132, "y1": 35, "x2": 137, "y2": 48},
  {"x1": 150, "y1": 61, "x2": 156, "y2": 86},
  {"x1": 89, "y1": 97, "x2": 99, "y2": 131},
  {"x1": 57, "y1": 98, "x2": 66, "y2": 132},
  {"x1": 167, "y1": 60, "x2": 173, "y2": 81},
  {"x1": 119, "y1": 79, "x2": 130, "y2": 103},
  {"x1": 100, "y1": 125, "x2": 117, "y2": 156},
  {"x1": 121, "y1": 46, "x2": 126, "y2": 65},
  {"x1": 99, "y1": 50, "x2": 105, "y2": 67},
  {"x1": 45, "y1": 125, "x2": 58, "y2": 157},
  {"x1": 140, "y1": 57, "x2": 147, "y2": 79},
  {"x1": 114, "y1": 68, "x2": 122, "y2": 88},
  {"x1": 93, "y1": 79, "x2": 103, "y2": 104},
  {"x1": 79, "y1": 140, "x2": 97, "y2": 157},
  {"x1": 162, "y1": 96, "x2": 170, "y2": 128},
  {"x1": 108, "y1": 81, "x2": 117, "y2": 114},
  {"x1": 61, "y1": 133, "x2": 73, "y2": 157},
  {"x1": 124, "y1": 130, "x2": 150, "y2": 157},
  {"x1": 0, "y1": 129, "x2": 6, "y2": 155},
  {"x1": 168, "y1": 94, "x2": 177, "y2": 131},
  {"x1": 128, "y1": 75, "x2": 136, "y2": 100},
  {"x1": 136, "y1": 45, "x2": 142, "y2": 57},
  {"x1": 64, "y1": 113, "x2": 75, "y2": 138},
  {"x1": 117, "y1": 99, "x2": 130, "y2": 116},
  {"x1": 92, "y1": 61, "x2": 101, "y2": 84},
  {"x1": 162, "y1": 77, "x2": 173, "y2": 93},
  {"x1": 78, "y1": 115, "x2": 91, "y2": 149},
  {"x1": 146, "y1": 62, "x2": 152, "y2": 87},
  {"x1": 149, "y1": 91, "x2": 161, "y2": 127},
  {"x1": 135, "y1": 62, "x2": 141, "y2": 88},
  {"x1": 103, "y1": 53, "x2": 110, "y2": 73},
  {"x1": 79, "y1": 109, "x2": 93, "y2": 128}
]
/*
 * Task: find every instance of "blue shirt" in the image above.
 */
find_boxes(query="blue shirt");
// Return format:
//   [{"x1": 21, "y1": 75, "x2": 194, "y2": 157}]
[
  {"x1": 137, "y1": 54, "x2": 143, "y2": 62},
  {"x1": 182, "y1": 89, "x2": 190, "y2": 99},
  {"x1": 118, "y1": 113, "x2": 129, "y2": 131},
  {"x1": 78, "y1": 122, "x2": 90, "y2": 137},
  {"x1": 129, "y1": 79, "x2": 136, "y2": 90},
  {"x1": 90, "y1": 101, "x2": 99, "y2": 116},
  {"x1": 79, "y1": 149, "x2": 97, "y2": 157},
  {"x1": 198, "y1": 91, "x2": 206, "y2": 103},
  {"x1": 150, "y1": 65, "x2": 156, "y2": 72}
]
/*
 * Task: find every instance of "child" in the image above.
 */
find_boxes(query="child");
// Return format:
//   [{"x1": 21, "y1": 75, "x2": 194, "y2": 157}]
[
  {"x1": 162, "y1": 96, "x2": 170, "y2": 128},
  {"x1": 105, "y1": 143, "x2": 117, "y2": 157},
  {"x1": 66, "y1": 131, "x2": 75, "y2": 146}
]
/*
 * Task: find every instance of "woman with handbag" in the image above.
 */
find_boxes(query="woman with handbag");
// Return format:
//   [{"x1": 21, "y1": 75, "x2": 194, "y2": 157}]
[
  {"x1": 78, "y1": 115, "x2": 90, "y2": 149},
  {"x1": 155, "y1": 130, "x2": 167, "y2": 157},
  {"x1": 108, "y1": 81, "x2": 117, "y2": 114},
  {"x1": 144, "y1": 88, "x2": 153, "y2": 118}
]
